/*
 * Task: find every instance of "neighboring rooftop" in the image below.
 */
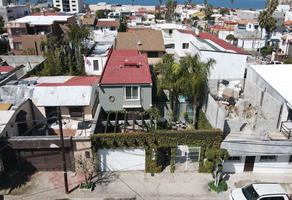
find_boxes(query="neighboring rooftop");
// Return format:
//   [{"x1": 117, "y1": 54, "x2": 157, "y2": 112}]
[
  {"x1": 29, "y1": 76, "x2": 99, "y2": 86},
  {"x1": 221, "y1": 132, "x2": 292, "y2": 156},
  {"x1": 13, "y1": 15, "x2": 73, "y2": 25},
  {"x1": 0, "y1": 66, "x2": 14, "y2": 73},
  {"x1": 116, "y1": 29, "x2": 165, "y2": 52},
  {"x1": 99, "y1": 50, "x2": 152, "y2": 85},
  {"x1": 96, "y1": 19, "x2": 120, "y2": 27},
  {"x1": 249, "y1": 64, "x2": 292, "y2": 106},
  {"x1": 198, "y1": 32, "x2": 249, "y2": 54}
]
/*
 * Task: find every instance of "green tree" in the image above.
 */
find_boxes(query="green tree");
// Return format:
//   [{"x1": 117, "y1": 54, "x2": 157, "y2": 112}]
[
  {"x1": 0, "y1": 16, "x2": 5, "y2": 34},
  {"x1": 258, "y1": 0, "x2": 279, "y2": 44},
  {"x1": 179, "y1": 54, "x2": 215, "y2": 127},
  {"x1": 156, "y1": 54, "x2": 215, "y2": 126},
  {"x1": 165, "y1": 0, "x2": 176, "y2": 22},
  {"x1": 96, "y1": 10, "x2": 109, "y2": 18},
  {"x1": 39, "y1": 24, "x2": 89, "y2": 76},
  {"x1": 67, "y1": 24, "x2": 89, "y2": 75},
  {"x1": 219, "y1": 7, "x2": 229, "y2": 16},
  {"x1": 118, "y1": 17, "x2": 127, "y2": 32},
  {"x1": 225, "y1": 34, "x2": 236, "y2": 43},
  {"x1": 156, "y1": 54, "x2": 182, "y2": 119},
  {"x1": 0, "y1": 40, "x2": 8, "y2": 55},
  {"x1": 260, "y1": 45, "x2": 273, "y2": 57},
  {"x1": 31, "y1": 7, "x2": 41, "y2": 13}
]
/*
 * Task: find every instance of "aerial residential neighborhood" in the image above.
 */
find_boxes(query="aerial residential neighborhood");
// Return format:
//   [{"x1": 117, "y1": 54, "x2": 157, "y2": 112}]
[{"x1": 2, "y1": 0, "x2": 292, "y2": 199}]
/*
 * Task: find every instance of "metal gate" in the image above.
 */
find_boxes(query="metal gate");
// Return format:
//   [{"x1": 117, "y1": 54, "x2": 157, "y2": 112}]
[{"x1": 175, "y1": 146, "x2": 200, "y2": 171}]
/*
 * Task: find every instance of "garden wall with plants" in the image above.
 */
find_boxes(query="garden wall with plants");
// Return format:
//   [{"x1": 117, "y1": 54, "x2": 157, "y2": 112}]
[{"x1": 91, "y1": 130, "x2": 223, "y2": 173}]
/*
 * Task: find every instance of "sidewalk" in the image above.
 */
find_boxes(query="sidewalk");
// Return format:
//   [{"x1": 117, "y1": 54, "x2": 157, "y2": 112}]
[{"x1": 3, "y1": 171, "x2": 292, "y2": 200}]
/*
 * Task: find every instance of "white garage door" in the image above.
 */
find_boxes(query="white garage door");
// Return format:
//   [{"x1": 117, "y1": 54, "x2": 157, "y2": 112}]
[{"x1": 98, "y1": 148, "x2": 145, "y2": 171}]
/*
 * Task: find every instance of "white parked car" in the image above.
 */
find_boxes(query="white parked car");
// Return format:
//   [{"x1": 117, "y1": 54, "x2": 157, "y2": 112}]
[{"x1": 230, "y1": 183, "x2": 290, "y2": 200}]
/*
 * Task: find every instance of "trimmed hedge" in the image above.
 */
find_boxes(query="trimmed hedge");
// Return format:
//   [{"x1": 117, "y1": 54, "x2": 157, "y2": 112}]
[{"x1": 91, "y1": 130, "x2": 222, "y2": 173}]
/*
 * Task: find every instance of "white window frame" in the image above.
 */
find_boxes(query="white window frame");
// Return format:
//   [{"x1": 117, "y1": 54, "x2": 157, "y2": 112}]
[
  {"x1": 259, "y1": 155, "x2": 277, "y2": 162},
  {"x1": 124, "y1": 86, "x2": 140, "y2": 101},
  {"x1": 93, "y1": 59, "x2": 99, "y2": 71}
]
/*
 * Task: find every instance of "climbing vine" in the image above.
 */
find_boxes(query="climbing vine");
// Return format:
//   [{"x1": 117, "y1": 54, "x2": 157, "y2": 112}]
[{"x1": 91, "y1": 130, "x2": 223, "y2": 173}]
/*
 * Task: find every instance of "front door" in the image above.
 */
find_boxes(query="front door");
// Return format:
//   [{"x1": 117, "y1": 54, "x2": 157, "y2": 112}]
[{"x1": 244, "y1": 156, "x2": 255, "y2": 172}]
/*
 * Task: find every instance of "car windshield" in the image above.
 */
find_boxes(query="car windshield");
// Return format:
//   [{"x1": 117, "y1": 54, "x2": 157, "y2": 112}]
[{"x1": 242, "y1": 185, "x2": 259, "y2": 200}]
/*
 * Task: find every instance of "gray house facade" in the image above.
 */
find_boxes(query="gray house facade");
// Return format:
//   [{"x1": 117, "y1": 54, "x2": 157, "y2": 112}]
[{"x1": 98, "y1": 50, "x2": 153, "y2": 112}]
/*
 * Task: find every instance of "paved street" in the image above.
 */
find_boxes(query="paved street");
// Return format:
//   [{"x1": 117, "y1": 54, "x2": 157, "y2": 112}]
[{"x1": 3, "y1": 171, "x2": 292, "y2": 200}]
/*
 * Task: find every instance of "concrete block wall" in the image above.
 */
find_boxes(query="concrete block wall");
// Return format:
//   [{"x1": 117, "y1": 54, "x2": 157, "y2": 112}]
[{"x1": 203, "y1": 94, "x2": 228, "y2": 130}]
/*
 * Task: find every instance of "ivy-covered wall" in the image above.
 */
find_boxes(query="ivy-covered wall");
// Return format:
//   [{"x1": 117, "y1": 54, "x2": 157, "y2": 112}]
[{"x1": 91, "y1": 130, "x2": 223, "y2": 173}]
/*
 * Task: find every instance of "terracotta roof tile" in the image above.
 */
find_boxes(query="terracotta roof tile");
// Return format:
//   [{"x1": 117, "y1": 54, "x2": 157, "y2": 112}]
[
  {"x1": 96, "y1": 20, "x2": 120, "y2": 27},
  {"x1": 99, "y1": 50, "x2": 152, "y2": 85},
  {"x1": 198, "y1": 32, "x2": 249, "y2": 55}
]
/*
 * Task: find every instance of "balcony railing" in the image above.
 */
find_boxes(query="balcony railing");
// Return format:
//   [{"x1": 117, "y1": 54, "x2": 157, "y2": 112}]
[{"x1": 280, "y1": 121, "x2": 292, "y2": 139}]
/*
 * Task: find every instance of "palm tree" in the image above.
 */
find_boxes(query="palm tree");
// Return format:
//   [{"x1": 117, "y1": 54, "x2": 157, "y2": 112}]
[
  {"x1": 165, "y1": 0, "x2": 176, "y2": 22},
  {"x1": 156, "y1": 55, "x2": 183, "y2": 119},
  {"x1": 179, "y1": 54, "x2": 215, "y2": 128},
  {"x1": 258, "y1": 0, "x2": 278, "y2": 45},
  {"x1": 156, "y1": 54, "x2": 215, "y2": 126}
]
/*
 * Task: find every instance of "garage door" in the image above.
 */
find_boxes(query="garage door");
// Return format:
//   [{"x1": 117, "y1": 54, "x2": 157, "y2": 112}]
[{"x1": 98, "y1": 148, "x2": 145, "y2": 171}]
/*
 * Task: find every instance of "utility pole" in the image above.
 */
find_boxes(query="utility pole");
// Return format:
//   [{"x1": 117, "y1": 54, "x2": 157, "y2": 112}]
[{"x1": 57, "y1": 107, "x2": 69, "y2": 194}]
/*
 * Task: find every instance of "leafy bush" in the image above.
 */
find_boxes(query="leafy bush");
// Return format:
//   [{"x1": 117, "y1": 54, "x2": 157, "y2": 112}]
[
  {"x1": 202, "y1": 149, "x2": 229, "y2": 172},
  {"x1": 260, "y1": 46, "x2": 273, "y2": 57},
  {"x1": 208, "y1": 180, "x2": 228, "y2": 193},
  {"x1": 80, "y1": 182, "x2": 94, "y2": 190}
]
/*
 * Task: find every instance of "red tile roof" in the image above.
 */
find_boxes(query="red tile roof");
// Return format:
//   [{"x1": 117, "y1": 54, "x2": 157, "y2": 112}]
[
  {"x1": 284, "y1": 20, "x2": 292, "y2": 26},
  {"x1": 96, "y1": 20, "x2": 120, "y2": 27},
  {"x1": 37, "y1": 76, "x2": 99, "y2": 86},
  {"x1": 177, "y1": 29, "x2": 196, "y2": 36},
  {"x1": 210, "y1": 25, "x2": 234, "y2": 31},
  {"x1": 99, "y1": 50, "x2": 152, "y2": 85},
  {"x1": 224, "y1": 20, "x2": 237, "y2": 25},
  {"x1": 0, "y1": 66, "x2": 14, "y2": 73},
  {"x1": 198, "y1": 32, "x2": 249, "y2": 55}
]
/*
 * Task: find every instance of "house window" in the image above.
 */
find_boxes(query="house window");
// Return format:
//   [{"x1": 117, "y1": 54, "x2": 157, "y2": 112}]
[
  {"x1": 165, "y1": 43, "x2": 175, "y2": 49},
  {"x1": 182, "y1": 43, "x2": 189, "y2": 49},
  {"x1": 289, "y1": 155, "x2": 292, "y2": 163},
  {"x1": 226, "y1": 156, "x2": 241, "y2": 162},
  {"x1": 260, "y1": 155, "x2": 277, "y2": 162},
  {"x1": 110, "y1": 27, "x2": 116, "y2": 31},
  {"x1": 13, "y1": 42, "x2": 23, "y2": 50},
  {"x1": 93, "y1": 60, "x2": 99, "y2": 71},
  {"x1": 72, "y1": 8, "x2": 76, "y2": 11},
  {"x1": 169, "y1": 29, "x2": 173, "y2": 35},
  {"x1": 147, "y1": 51, "x2": 159, "y2": 58},
  {"x1": 68, "y1": 106, "x2": 83, "y2": 117},
  {"x1": 125, "y1": 86, "x2": 139, "y2": 100},
  {"x1": 85, "y1": 151, "x2": 91, "y2": 158}
]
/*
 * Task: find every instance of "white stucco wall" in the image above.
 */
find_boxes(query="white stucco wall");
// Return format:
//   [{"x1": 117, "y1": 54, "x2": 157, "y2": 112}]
[
  {"x1": 223, "y1": 155, "x2": 292, "y2": 173},
  {"x1": 237, "y1": 39, "x2": 265, "y2": 50},
  {"x1": 200, "y1": 51, "x2": 247, "y2": 80},
  {"x1": 84, "y1": 56, "x2": 107, "y2": 76},
  {"x1": 253, "y1": 155, "x2": 292, "y2": 173}
]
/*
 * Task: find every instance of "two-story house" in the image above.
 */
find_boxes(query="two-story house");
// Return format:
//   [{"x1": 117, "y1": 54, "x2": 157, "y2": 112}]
[
  {"x1": 98, "y1": 50, "x2": 152, "y2": 112},
  {"x1": 6, "y1": 14, "x2": 75, "y2": 55},
  {"x1": 115, "y1": 29, "x2": 165, "y2": 65}
]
